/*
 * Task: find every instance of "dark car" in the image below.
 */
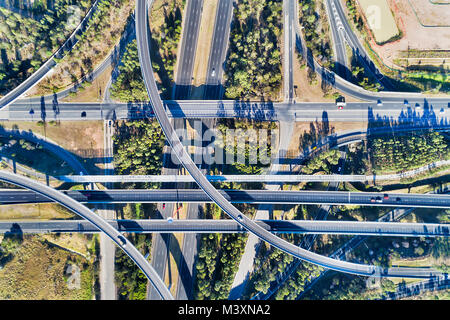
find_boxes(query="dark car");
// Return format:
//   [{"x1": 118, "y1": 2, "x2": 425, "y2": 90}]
[
  {"x1": 118, "y1": 235, "x2": 127, "y2": 246},
  {"x1": 396, "y1": 197, "x2": 401, "y2": 202}
]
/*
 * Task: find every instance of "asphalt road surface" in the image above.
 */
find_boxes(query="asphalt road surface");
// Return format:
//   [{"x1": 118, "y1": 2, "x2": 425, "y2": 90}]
[
  {"x1": 1, "y1": 219, "x2": 448, "y2": 237},
  {"x1": 173, "y1": 0, "x2": 204, "y2": 99}
]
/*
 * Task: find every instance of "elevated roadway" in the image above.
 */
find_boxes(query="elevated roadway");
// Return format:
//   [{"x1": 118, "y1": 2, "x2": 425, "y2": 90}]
[
  {"x1": 2, "y1": 189, "x2": 450, "y2": 208},
  {"x1": 1, "y1": 219, "x2": 448, "y2": 237},
  {"x1": 136, "y1": 0, "x2": 448, "y2": 279},
  {"x1": 0, "y1": 171, "x2": 172, "y2": 300}
]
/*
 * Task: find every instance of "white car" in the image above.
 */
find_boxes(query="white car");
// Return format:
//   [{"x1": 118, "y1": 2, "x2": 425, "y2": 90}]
[
  {"x1": 415, "y1": 103, "x2": 421, "y2": 110},
  {"x1": 211, "y1": 68, "x2": 216, "y2": 77},
  {"x1": 167, "y1": 217, "x2": 174, "y2": 223},
  {"x1": 377, "y1": 100, "x2": 383, "y2": 107}
]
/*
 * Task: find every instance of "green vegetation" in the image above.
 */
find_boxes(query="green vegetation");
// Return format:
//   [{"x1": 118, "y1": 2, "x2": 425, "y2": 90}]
[
  {"x1": 370, "y1": 131, "x2": 448, "y2": 173},
  {"x1": 273, "y1": 262, "x2": 323, "y2": 300},
  {"x1": 110, "y1": 40, "x2": 148, "y2": 102},
  {"x1": 431, "y1": 238, "x2": 449, "y2": 260},
  {"x1": 301, "y1": 149, "x2": 341, "y2": 174},
  {"x1": 194, "y1": 232, "x2": 247, "y2": 300},
  {"x1": 149, "y1": 0, "x2": 184, "y2": 98},
  {"x1": 224, "y1": 0, "x2": 283, "y2": 99},
  {"x1": 39, "y1": 0, "x2": 134, "y2": 94},
  {"x1": 0, "y1": 232, "x2": 23, "y2": 268},
  {"x1": 0, "y1": 0, "x2": 93, "y2": 94},
  {"x1": 0, "y1": 235, "x2": 95, "y2": 299},
  {"x1": 303, "y1": 271, "x2": 379, "y2": 300},
  {"x1": 115, "y1": 233, "x2": 152, "y2": 300},
  {"x1": 250, "y1": 248, "x2": 294, "y2": 295},
  {"x1": 345, "y1": 0, "x2": 365, "y2": 32},
  {"x1": 113, "y1": 120, "x2": 165, "y2": 177},
  {"x1": 299, "y1": 0, "x2": 333, "y2": 68},
  {"x1": 350, "y1": 55, "x2": 382, "y2": 91},
  {"x1": 212, "y1": 119, "x2": 277, "y2": 175}
]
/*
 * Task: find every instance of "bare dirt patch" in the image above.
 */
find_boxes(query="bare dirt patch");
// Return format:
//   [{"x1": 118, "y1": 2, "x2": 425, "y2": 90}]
[
  {"x1": 0, "y1": 121, "x2": 103, "y2": 157},
  {"x1": 349, "y1": 0, "x2": 450, "y2": 70},
  {"x1": 287, "y1": 121, "x2": 367, "y2": 155},
  {"x1": 0, "y1": 203, "x2": 73, "y2": 220},
  {"x1": 0, "y1": 121, "x2": 104, "y2": 174}
]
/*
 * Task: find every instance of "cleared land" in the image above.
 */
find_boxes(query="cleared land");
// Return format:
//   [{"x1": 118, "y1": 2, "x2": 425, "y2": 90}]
[
  {"x1": 358, "y1": 0, "x2": 399, "y2": 44},
  {"x1": 0, "y1": 121, "x2": 104, "y2": 174},
  {"x1": 350, "y1": 0, "x2": 450, "y2": 70},
  {"x1": 0, "y1": 236, "x2": 94, "y2": 300},
  {"x1": 0, "y1": 203, "x2": 73, "y2": 220}
]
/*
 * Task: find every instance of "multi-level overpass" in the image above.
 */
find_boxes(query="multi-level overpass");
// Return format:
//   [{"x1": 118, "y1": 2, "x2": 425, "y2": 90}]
[
  {"x1": 2, "y1": 189, "x2": 450, "y2": 209},
  {"x1": 1, "y1": 219, "x2": 448, "y2": 238},
  {"x1": 135, "y1": 0, "x2": 448, "y2": 280}
]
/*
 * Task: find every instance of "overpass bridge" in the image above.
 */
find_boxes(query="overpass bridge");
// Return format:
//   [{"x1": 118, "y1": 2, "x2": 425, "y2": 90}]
[
  {"x1": 1, "y1": 189, "x2": 450, "y2": 208},
  {"x1": 1, "y1": 219, "x2": 448, "y2": 237}
]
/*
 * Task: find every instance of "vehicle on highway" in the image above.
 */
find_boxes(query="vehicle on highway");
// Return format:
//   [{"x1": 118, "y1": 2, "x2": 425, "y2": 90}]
[
  {"x1": 336, "y1": 96, "x2": 346, "y2": 109},
  {"x1": 162, "y1": 203, "x2": 166, "y2": 209},
  {"x1": 118, "y1": 235, "x2": 127, "y2": 246},
  {"x1": 81, "y1": 111, "x2": 86, "y2": 117},
  {"x1": 211, "y1": 68, "x2": 215, "y2": 77},
  {"x1": 370, "y1": 197, "x2": 376, "y2": 203},
  {"x1": 376, "y1": 197, "x2": 383, "y2": 203},
  {"x1": 384, "y1": 194, "x2": 389, "y2": 200},
  {"x1": 415, "y1": 103, "x2": 421, "y2": 110},
  {"x1": 404, "y1": 100, "x2": 409, "y2": 107},
  {"x1": 167, "y1": 217, "x2": 173, "y2": 223},
  {"x1": 440, "y1": 108, "x2": 445, "y2": 114},
  {"x1": 396, "y1": 197, "x2": 401, "y2": 202},
  {"x1": 377, "y1": 100, "x2": 383, "y2": 106},
  {"x1": 108, "y1": 120, "x2": 112, "y2": 127},
  {"x1": 237, "y1": 214, "x2": 244, "y2": 222}
]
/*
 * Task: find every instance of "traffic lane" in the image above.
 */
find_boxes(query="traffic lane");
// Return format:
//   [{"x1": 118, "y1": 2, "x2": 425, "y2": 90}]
[
  {"x1": 1, "y1": 219, "x2": 448, "y2": 237},
  {"x1": 2, "y1": 190, "x2": 449, "y2": 208}
]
